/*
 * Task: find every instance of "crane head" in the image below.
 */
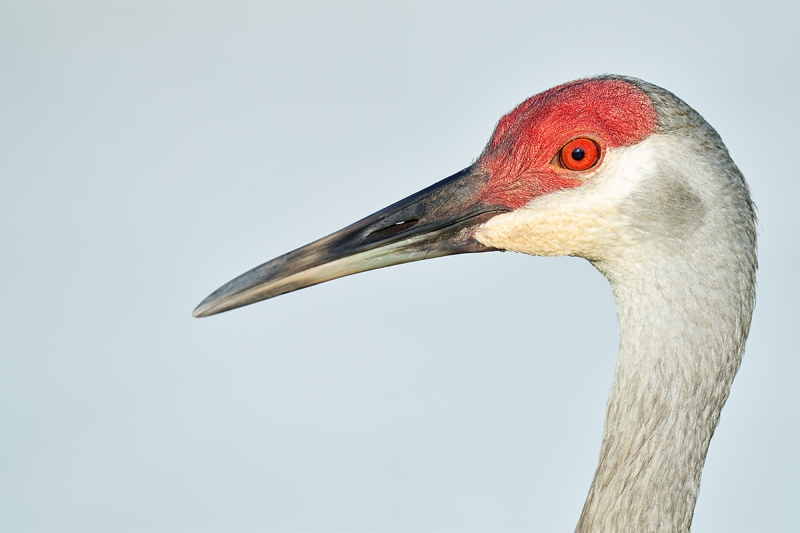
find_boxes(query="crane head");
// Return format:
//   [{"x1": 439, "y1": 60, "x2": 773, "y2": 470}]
[{"x1": 193, "y1": 76, "x2": 741, "y2": 317}]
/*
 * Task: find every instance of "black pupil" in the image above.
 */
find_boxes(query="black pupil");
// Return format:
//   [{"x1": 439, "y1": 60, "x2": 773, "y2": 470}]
[{"x1": 571, "y1": 147, "x2": 585, "y2": 161}]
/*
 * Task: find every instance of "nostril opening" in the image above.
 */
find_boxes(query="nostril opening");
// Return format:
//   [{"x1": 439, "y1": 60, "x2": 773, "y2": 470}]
[{"x1": 371, "y1": 218, "x2": 420, "y2": 239}]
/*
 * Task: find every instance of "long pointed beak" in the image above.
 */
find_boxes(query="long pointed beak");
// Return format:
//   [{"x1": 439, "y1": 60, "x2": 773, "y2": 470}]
[{"x1": 193, "y1": 164, "x2": 509, "y2": 317}]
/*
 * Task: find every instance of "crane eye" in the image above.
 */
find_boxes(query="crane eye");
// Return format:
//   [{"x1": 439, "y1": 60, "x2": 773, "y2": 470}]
[{"x1": 558, "y1": 138, "x2": 600, "y2": 171}]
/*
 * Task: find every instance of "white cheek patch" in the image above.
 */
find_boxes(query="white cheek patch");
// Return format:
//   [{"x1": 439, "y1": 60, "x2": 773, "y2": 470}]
[{"x1": 474, "y1": 136, "x2": 667, "y2": 260}]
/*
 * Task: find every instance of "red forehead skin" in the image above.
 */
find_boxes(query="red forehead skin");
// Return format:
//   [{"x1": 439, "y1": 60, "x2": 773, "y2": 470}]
[{"x1": 476, "y1": 78, "x2": 658, "y2": 209}]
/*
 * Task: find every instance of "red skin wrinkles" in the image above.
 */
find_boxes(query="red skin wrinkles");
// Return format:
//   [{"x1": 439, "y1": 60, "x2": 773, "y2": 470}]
[{"x1": 477, "y1": 79, "x2": 658, "y2": 209}]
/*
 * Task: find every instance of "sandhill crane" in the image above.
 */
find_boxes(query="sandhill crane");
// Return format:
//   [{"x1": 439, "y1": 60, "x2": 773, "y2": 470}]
[{"x1": 193, "y1": 75, "x2": 756, "y2": 532}]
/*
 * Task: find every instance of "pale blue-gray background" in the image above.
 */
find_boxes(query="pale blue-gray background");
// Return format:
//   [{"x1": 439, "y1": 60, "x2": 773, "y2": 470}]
[{"x1": 2, "y1": 2, "x2": 798, "y2": 532}]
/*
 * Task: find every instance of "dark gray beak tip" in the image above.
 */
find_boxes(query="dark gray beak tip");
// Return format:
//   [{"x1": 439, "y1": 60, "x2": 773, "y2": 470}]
[
  {"x1": 192, "y1": 303, "x2": 210, "y2": 318},
  {"x1": 192, "y1": 295, "x2": 222, "y2": 318}
]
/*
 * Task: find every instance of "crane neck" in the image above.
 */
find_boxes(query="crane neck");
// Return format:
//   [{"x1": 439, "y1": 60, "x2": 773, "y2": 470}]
[{"x1": 576, "y1": 238, "x2": 755, "y2": 532}]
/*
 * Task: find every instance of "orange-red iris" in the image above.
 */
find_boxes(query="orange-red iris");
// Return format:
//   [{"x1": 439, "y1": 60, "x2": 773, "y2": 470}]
[{"x1": 559, "y1": 138, "x2": 600, "y2": 171}]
